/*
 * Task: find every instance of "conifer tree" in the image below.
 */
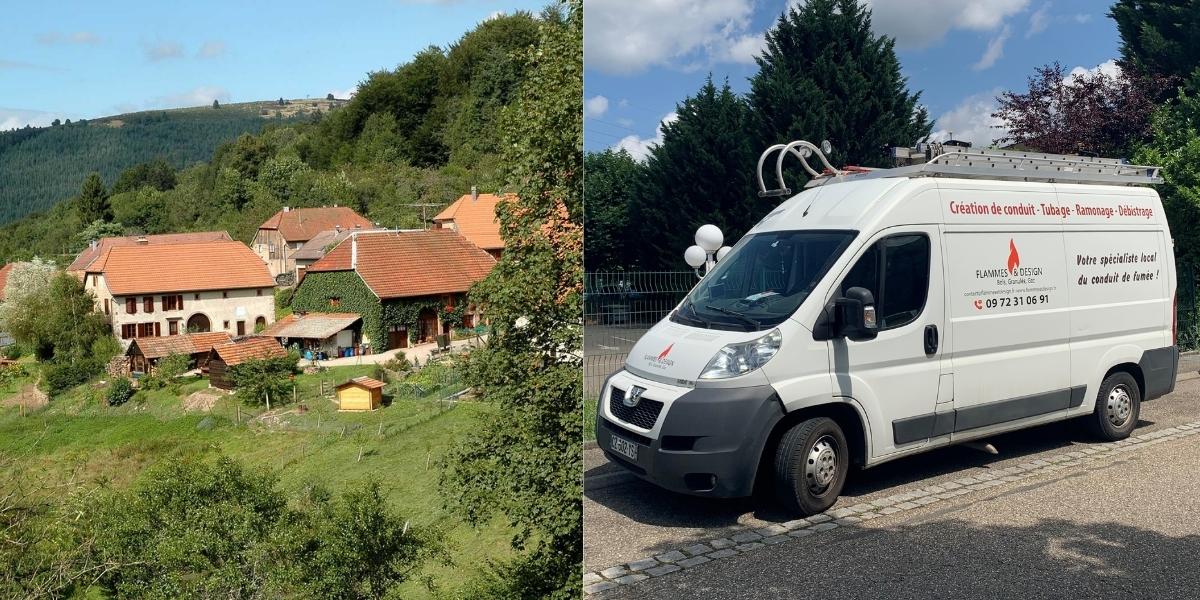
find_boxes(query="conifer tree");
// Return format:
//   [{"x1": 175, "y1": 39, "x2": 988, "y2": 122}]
[{"x1": 76, "y1": 172, "x2": 111, "y2": 223}]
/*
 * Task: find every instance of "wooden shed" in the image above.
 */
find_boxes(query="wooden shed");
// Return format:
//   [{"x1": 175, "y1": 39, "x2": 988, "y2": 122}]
[
  {"x1": 336, "y1": 376, "x2": 385, "y2": 411},
  {"x1": 206, "y1": 337, "x2": 288, "y2": 390},
  {"x1": 125, "y1": 332, "x2": 232, "y2": 377}
]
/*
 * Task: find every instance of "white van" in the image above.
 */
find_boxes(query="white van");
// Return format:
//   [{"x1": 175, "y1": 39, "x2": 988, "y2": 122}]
[{"x1": 595, "y1": 142, "x2": 1179, "y2": 515}]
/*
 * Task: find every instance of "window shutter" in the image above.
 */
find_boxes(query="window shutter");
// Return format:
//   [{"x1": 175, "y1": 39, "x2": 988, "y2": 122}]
[
  {"x1": 127, "y1": 298, "x2": 136, "y2": 314},
  {"x1": 155, "y1": 322, "x2": 161, "y2": 337},
  {"x1": 178, "y1": 295, "x2": 184, "y2": 311}
]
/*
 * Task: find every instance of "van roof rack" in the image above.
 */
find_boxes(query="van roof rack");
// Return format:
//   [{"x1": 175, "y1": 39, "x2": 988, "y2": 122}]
[{"x1": 756, "y1": 140, "x2": 1163, "y2": 195}]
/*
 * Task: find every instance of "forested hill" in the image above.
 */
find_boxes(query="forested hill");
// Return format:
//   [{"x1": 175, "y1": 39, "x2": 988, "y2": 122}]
[
  {"x1": 0, "y1": 10, "x2": 548, "y2": 263},
  {"x1": 0, "y1": 100, "x2": 338, "y2": 224}
]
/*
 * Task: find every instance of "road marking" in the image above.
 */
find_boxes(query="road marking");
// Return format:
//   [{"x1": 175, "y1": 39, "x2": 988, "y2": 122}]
[{"x1": 583, "y1": 420, "x2": 1200, "y2": 595}]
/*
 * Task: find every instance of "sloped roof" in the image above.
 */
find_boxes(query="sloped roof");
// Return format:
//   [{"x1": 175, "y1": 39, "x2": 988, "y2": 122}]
[
  {"x1": 0, "y1": 263, "x2": 13, "y2": 302},
  {"x1": 127, "y1": 332, "x2": 233, "y2": 360},
  {"x1": 290, "y1": 229, "x2": 357, "y2": 262},
  {"x1": 338, "y1": 376, "x2": 386, "y2": 390},
  {"x1": 90, "y1": 241, "x2": 275, "y2": 295},
  {"x1": 212, "y1": 336, "x2": 288, "y2": 367},
  {"x1": 258, "y1": 207, "x2": 375, "y2": 243},
  {"x1": 432, "y1": 193, "x2": 511, "y2": 251},
  {"x1": 67, "y1": 231, "x2": 232, "y2": 273},
  {"x1": 259, "y1": 312, "x2": 360, "y2": 340},
  {"x1": 305, "y1": 229, "x2": 496, "y2": 299}
]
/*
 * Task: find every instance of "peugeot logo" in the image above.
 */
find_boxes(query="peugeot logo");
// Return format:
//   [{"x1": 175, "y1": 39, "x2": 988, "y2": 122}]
[{"x1": 623, "y1": 386, "x2": 646, "y2": 408}]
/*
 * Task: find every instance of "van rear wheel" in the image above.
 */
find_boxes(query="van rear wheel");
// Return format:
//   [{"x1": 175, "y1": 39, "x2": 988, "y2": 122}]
[
  {"x1": 773, "y1": 417, "x2": 849, "y2": 516},
  {"x1": 1087, "y1": 372, "x2": 1141, "y2": 441}
]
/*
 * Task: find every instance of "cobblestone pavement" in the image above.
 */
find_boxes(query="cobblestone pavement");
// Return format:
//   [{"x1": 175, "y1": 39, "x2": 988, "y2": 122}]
[{"x1": 584, "y1": 373, "x2": 1200, "y2": 596}]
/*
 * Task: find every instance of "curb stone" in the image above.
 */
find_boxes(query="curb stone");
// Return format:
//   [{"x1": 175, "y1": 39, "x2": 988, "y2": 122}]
[{"x1": 584, "y1": 418, "x2": 1200, "y2": 595}]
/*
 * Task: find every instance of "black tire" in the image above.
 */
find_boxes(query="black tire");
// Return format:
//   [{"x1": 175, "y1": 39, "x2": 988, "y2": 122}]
[
  {"x1": 773, "y1": 417, "x2": 849, "y2": 515},
  {"x1": 1086, "y1": 371, "x2": 1141, "y2": 441}
]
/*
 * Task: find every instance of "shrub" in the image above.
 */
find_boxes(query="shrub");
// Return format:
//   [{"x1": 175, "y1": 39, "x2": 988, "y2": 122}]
[
  {"x1": 383, "y1": 355, "x2": 412, "y2": 373},
  {"x1": 107, "y1": 378, "x2": 134, "y2": 406},
  {"x1": 41, "y1": 360, "x2": 100, "y2": 395},
  {"x1": 2, "y1": 344, "x2": 22, "y2": 360},
  {"x1": 275, "y1": 287, "x2": 294, "y2": 310}
]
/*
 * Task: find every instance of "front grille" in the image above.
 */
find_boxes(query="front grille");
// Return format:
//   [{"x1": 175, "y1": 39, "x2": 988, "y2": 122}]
[{"x1": 608, "y1": 386, "x2": 664, "y2": 430}]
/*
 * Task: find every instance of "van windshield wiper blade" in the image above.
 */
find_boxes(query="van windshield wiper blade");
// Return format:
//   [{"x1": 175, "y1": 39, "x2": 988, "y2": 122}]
[
  {"x1": 704, "y1": 304, "x2": 761, "y2": 329},
  {"x1": 682, "y1": 300, "x2": 710, "y2": 327}
]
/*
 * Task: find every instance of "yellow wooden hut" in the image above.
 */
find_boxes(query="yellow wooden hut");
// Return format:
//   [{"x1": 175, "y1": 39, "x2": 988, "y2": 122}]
[{"x1": 336, "y1": 376, "x2": 385, "y2": 411}]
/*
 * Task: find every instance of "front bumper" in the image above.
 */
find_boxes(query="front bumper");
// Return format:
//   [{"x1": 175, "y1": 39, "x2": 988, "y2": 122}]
[{"x1": 595, "y1": 371, "x2": 784, "y2": 498}]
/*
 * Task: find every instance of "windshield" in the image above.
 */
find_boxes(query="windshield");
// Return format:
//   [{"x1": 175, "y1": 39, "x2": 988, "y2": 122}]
[{"x1": 673, "y1": 230, "x2": 856, "y2": 331}]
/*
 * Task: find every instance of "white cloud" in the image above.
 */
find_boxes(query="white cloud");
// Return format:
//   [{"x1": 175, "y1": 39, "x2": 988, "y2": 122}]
[
  {"x1": 585, "y1": 95, "x2": 609, "y2": 119},
  {"x1": 929, "y1": 89, "x2": 1007, "y2": 148},
  {"x1": 144, "y1": 41, "x2": 184, "y2": 62},
  {"x1": 328, "y1": 86, "x2": 357, "y2": 99},
  {"x1": 196, "y1": 41, "x2": 226, "y2": 59},
  {"x1": 0, "y1": 107, "x2": 73, "y2": 131},
  {"x1": 863, "y1": 0, "x2": 1028, "y2": 48},
  {"x1": 1068, "y1": 59, "x2": 1120, "y2": 80},
  {"x1": 37, "y1": 31, "x2": 102, "y2": 45},
  {"x1": 972, "y1": 25, "x2": 1010, "y2": 70},
  {"x1": 613, "y1": 112, "x2": 677, "y2": 161},
  {"x1": 1027, "y1": 3, "x2": 1050, "y2": 37},
  {"x1": 584, "y1": 0, "x2": 758, "y2": 74}
]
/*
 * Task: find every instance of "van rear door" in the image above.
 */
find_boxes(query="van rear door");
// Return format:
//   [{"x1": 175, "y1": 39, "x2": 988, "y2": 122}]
[{"x1": 827, "y1": 225, "x2": 947, "y2": 457}]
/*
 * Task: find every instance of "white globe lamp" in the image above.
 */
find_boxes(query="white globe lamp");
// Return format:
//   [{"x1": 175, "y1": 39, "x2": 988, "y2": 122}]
[
  {"x1": 695, "y1": 224, "x2": 724, "y2": 253},
  {"x1": 684, "y1": 245, "x2": 707, "y2": 269},
  {"x1": 716, "y1": 246, "x2": 732, "y2": 262}
]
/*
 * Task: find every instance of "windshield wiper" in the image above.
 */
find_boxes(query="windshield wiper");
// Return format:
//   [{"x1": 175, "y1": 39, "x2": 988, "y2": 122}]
[
  {"x1": 682, "y1": 301, "x2": 710, "y2": 327},
  {"x1": 704, "y1": 304, "x2": 761, "y2": 329}
]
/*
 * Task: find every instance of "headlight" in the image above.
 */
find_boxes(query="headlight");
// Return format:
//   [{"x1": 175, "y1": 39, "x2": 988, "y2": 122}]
[{"x1": 699, "y1": 329, "x2": 782, "y2": 379}]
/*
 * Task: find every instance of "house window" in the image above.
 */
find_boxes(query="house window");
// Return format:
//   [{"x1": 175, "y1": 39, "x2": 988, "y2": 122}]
[
  {"x1": 163, "y1": 295, "x2": 174, "y2": 311},
  {"x1": 168, "y1": 320, "x2": 179, "y2": 336},
  {"x1": 121, "y1": 324, "x2": 136, "y2": 339},
  {"x1": 237, "y1": 321, "x2": 246, "y2": 336},
  {"x1": 125, "y1": 298, "x2": 137, "y2": 314},
  {"x1": 91, "y1": 275, "x2": 97, "y2": 287},
  {"x1": 222, "y1": 291, "x2": 228, "y2": 299},
  {"x1": 330, "y1": 297, "x2": 341, "y2": 308},
  {"x1": 143, "y1": 296, "x2": 154, "y2": 313},
  {"x1": 223, "y1": 320, "x2": 230, "y2": 330},
  {"x1": 136, "y1": 323, "x2": 155, "y2": 338},
  {"x1": 257, "y1": 289, "x2": 263, "y2": 296},
  {"x1": 463, "y1": 314, "x2": 475, "y2": 329},
  {"x1": 104, "y1": 299, "x2": 110, "y2": 315},
  {"x1": 194, "y1": 293, "x2": 200, "y2": 301}
]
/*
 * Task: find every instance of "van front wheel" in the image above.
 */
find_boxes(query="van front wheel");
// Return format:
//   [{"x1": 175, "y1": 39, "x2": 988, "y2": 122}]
[
  {"x1": 773, "y1": 417, "x2": 849, "y2": 515},
  {"x1": 1087, "y1": 372, "x2": 1141, "y2": 441}
]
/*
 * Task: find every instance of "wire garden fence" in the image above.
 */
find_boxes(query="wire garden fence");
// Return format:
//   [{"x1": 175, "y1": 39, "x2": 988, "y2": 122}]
[{"x1": 584, "y1": 271, "x2": 696, "y2": 398}]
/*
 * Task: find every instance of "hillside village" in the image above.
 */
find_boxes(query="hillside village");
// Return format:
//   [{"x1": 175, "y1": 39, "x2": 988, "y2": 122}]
[{"x1": 0, "y1": 191, "x2": 507, "y2": 401}]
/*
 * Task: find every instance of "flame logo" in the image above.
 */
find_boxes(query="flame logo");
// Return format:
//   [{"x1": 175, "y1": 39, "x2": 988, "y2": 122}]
[
  {"x1": 658, "y1": 343, "x2": 674, "y2": 360},
  {"x1": 1007, "y1": 239, "x2": 1020, "y2": 273}
]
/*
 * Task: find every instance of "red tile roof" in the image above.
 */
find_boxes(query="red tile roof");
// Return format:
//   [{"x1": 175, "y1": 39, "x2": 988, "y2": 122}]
[
  {"x1": 67, "y1": 231, "x2": 232, "y2": 273},
  {"x1": 432, "y1": 193, "x2": 512, "y2": 251},
  {"x1": 0, "y1": 263, "x2": 13, "y2": 302},
  {"x1": 90, "y1": 241, "x2": 275, "y2": 295},
  {"x1": 259, "y1": 207, "x2": 375, "y2": 243},
  {"x1": 258, "y1": 312, "x2": 360, "y2": 339},
  {"x1": 338, "y1": 376, "x2": 386, "y2": 390},
  {"x1": 212, "y1": 336, "x2": 288, "y2": 367},
  {"x1": 306, "y1": 229, "x2": 496, "y2": 299},
  {"x1": 127, "y1": 332, "x2": 234, "y2": 359}
]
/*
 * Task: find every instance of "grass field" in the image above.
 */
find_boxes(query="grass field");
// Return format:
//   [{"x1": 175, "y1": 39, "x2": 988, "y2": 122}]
[{"x1": 0, "y1": 361, "x2": 510, "y2": 598}]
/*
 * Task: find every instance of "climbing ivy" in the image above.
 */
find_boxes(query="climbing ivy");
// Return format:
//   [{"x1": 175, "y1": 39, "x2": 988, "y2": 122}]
[{"x1": 291, "y1": 270, "x2": 468, "y2": 348}]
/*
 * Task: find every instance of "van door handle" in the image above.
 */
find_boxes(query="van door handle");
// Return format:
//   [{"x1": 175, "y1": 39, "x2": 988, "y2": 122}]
[{"x1": 924, "y1": 324, "x2": 939, "y2": 355}]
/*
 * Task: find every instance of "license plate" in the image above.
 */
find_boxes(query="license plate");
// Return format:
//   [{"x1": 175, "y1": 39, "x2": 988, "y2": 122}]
[{"x1": 609, "y1": 434, "x2": 639, "y2": 462}]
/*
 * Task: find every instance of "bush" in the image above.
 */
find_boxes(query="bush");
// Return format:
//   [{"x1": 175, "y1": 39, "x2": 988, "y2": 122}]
[
  {"x1": 2, "y1": 344, "x2": 22, "y2": 360},
  {"x1": 275, "y1": 287, "x2": 294, "y2": 310},
  {"x1": 41, "y1": 359, "x2": 100, "y2": 395},
  {"x1": 383, "y1": 355, "x2": 412, "y2": 373},
  {"x1": 0, "y1": 363, "x2": 28, "y2": 387},
  {"x1": 107, "y1": 378, "x2": 134, "y2": 406}
]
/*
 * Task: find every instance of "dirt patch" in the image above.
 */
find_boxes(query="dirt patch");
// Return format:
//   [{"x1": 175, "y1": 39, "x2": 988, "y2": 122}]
[
  {"x1": 182, "y1": 389, "x2": 225, "y2": 412},
  {"x1": 1, "y1": 384, "x2": 48, "y2": 410}
]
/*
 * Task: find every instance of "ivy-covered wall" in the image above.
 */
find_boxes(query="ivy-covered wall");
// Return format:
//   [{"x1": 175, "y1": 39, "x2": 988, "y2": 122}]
[{"x1": 291, "y1": 270, "x2": 471, "y2": 350}]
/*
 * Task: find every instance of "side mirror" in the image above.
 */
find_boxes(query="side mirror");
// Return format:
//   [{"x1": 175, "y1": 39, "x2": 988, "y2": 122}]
[{"x1": 836, "y1": 287, "x2": 878, "y2": 341}]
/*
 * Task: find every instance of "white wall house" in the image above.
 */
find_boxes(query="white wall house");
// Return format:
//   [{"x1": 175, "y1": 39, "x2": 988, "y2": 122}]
[{"x1": 84, "y1": 240, "x2": 276, "y2": 343}]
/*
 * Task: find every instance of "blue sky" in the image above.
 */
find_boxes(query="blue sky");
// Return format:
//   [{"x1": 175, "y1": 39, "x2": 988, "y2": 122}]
[
  {"x1": 584, "y1": 0, "x2": 1122, "y2": 157},
  {"x1": 0, "y1": 0, "x2": 547, "y2": 130}
]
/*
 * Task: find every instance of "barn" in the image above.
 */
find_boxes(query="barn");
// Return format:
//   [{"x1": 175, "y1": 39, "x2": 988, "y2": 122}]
[
  {"x1": 125, "y1": 332, "x2": 233, "y2": 377},
  {"x1": 206, "y1": 337, "x2": 288, "y2": 390},
  {"x1": 336, "y1": 376, "x2": 386, "y2": 411}
]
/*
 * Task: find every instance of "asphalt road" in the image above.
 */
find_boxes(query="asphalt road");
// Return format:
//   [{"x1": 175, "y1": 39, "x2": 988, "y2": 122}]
[{"x1": 586, "y1": 373, "x2": 1200, "y2": 599}]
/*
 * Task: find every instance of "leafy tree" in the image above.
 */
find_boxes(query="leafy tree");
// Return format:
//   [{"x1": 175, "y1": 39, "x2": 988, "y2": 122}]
[
  {"x1": 636, "y1": 77, "x2": 763, "y2": 270},
  {"x1": 51, "y1": 118, "x2": 60, "y2": 127},
  {"x1": 76, "y1": 219, "x2": 125, "y2": 247},
  {"x1": 994, "y1": 62, "x2": 1158, "y2": 156},
  {"x1": 4, "y1": 272, "x2": 111, "y2": 364},
  {"x1": 76, "y1": 171, "x2": 111, "y2": 223},
  {"x1": 1134, "y1": 80, "x2": 1200, "y2": 268},
  {"x1": 441, "y1": 1, "x2": 581, "y2": 597},
  {"x1": 111, "y1": 158, "x2": 177, "y2": 194},
  {"x1": 107, "y1": 377, "x2": 135, "y2": 406},
  {"x1": 583, "y1": 149, "x2": 641, "y2": 270},
  {"x1": 213, "y1": 99, "x2": 221, "y2": 109},
  {"x1": 229, "y1": 354, "x2": 296, "y2": 406},
  {"x1": 327, "y1": 93, "x2": 335, "y2": 100},
  {"x1": 748, "y1": 0, "x2": 930, "y2": 171},
  {"x1": 1110, "y1": 0, "x2": 1200, "y2": 87}
]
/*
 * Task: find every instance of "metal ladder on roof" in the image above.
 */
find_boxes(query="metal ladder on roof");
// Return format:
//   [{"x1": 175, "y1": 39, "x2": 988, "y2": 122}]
[{"x1": 757, "y1": 140, "x2": 1163, "y2": 196}]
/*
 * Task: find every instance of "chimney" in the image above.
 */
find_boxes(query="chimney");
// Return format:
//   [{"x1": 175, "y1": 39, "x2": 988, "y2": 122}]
[
  {"x1": 90, "y1": 240, "x2": 97, "y2": 250},
  {"x1": 136, "y1": 237, "x2": 148, "y2": 245},
  {"x1": 471, "y1": 186, "x2": 478, "y2": 203},
  {"x1": 351, "y1": 233, "x2": 358, "y2": 270},
  {"x1": 283, "y1": 206, "x2": 290, "y2": 213},
  {"x1": 334, "y1": 225, "x2": 341, "y2": 233}
]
